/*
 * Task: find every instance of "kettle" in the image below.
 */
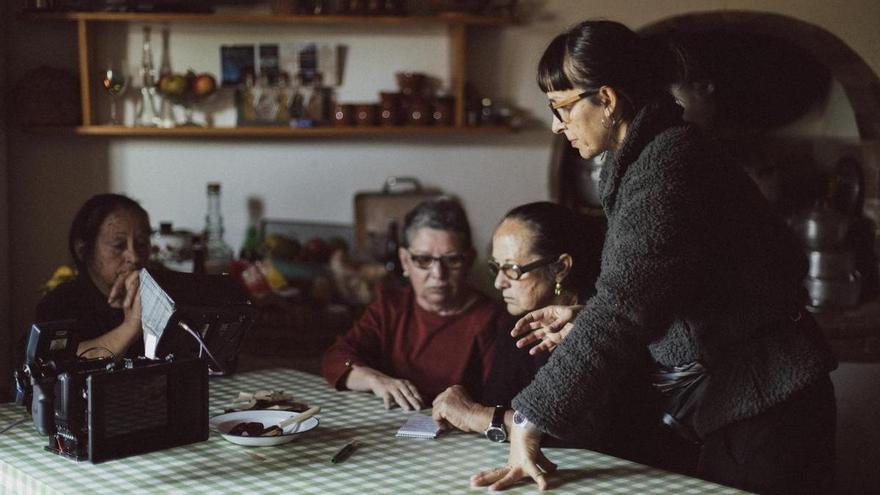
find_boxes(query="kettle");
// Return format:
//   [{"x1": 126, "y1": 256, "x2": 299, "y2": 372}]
[{"x1": 788, "y1": 201, "x2": 851, "y2": 251}]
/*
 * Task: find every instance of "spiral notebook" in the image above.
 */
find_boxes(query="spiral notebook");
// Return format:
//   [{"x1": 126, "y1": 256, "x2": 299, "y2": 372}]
[{"x1": 395, "y1": 414, "x2": 441, "y2": 439}]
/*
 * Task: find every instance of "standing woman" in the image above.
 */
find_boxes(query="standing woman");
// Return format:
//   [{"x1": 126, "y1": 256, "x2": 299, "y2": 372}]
[{"x1": 471, "y1": 20, "x2": 837, "y2": 494}]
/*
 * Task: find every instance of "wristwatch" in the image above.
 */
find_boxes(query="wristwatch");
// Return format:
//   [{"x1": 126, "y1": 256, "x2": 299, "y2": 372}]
[
  {"x1": 484, "y1": 405, "x2": 507, "y2": 443},
  {"x1": 512, "y1": 410, "x2": 539, "y2": 433}
]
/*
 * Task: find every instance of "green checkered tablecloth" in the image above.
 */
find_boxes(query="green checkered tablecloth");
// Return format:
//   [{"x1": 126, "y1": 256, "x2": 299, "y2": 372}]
[{"x1": 0, "y1": 368, "x2": 746, "y2": 494}]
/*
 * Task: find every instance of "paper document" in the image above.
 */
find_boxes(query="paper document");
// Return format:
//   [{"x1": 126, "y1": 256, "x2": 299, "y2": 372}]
[
  {"x1": 138, "y1": 268, "x2": 175, "y2": 358},
  {"x1": 395, "y1": 414, "x2": 441, "y2": 439}
]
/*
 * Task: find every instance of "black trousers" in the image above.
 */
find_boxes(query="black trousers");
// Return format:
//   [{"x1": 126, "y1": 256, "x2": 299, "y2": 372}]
[{"x1": 693, "y1": 377, "x2": 837, "y2": 494}]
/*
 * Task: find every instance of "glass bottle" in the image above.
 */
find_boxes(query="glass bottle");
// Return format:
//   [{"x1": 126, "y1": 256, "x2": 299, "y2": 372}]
[
  {"x1": 239, "y1": 196, "x2": 264, "y2": 262},
  {"x1": 135, "y1": 26, "x2": 160, "y2": 127},
  {"x1": 204, "y1": 182, "x2": 234, "y2": 274},
  {"x1": 157, "y1": 27, "x2": 176, "y2": 128}
]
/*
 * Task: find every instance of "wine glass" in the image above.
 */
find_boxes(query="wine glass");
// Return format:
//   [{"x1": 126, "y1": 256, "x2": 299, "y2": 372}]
[{"x1": 102, "y1": 63, "x2": 128, "y2": 125}]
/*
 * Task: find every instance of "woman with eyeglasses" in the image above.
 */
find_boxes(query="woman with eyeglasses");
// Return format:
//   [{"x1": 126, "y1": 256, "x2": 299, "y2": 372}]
[
  {"x1": 469, "y1": 20, "x2": 837, "y2": 494},
  {"x1": 431, "y1": 203, "x2": 657, "y2": 457},
  {"x1": 321, "y1": 197, "x2": 508, "y2": 410}
]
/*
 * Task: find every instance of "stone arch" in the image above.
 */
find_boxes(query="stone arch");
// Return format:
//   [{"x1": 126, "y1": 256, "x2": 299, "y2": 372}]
[{"x1": 638, "y1": 11, "x2": 880, "y2": 140}]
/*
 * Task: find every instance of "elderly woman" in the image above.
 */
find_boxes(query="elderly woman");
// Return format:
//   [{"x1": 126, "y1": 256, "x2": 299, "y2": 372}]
[
  {"x1": 432, "y1": 202, "x2": 656, "y2": 461},
  {"x1": 321, "y1": 197, "x2": 508, "y2": 410},
  {"x1": 471, "y1": 20, "x2": 837, "y2": 494},
  {"x1": 430, "y1": 203, "x2": 598, "y2": 429},
  {"x1": 35, "y1": 194, "x2": 151, "y2": 359}
]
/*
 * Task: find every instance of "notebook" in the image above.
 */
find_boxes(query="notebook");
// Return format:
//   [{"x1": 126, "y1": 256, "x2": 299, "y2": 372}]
[{"x1": 395, "y1": 414, "x2": 441, "y2": 439}]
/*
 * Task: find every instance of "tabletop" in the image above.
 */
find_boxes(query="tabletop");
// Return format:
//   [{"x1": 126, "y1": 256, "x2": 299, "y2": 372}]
[{"x1": 0, "y1": 368, "x2": 746, "y2": 494}]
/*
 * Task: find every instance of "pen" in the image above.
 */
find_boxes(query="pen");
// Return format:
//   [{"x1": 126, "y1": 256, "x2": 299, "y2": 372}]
[{"x1": 330, "y1": 441, "x2": 360, "y2": 464}]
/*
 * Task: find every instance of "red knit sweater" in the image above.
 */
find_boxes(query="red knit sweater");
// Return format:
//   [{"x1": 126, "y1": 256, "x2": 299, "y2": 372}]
[{"x1": 321, "y1": 285, "x2": 508, "y2": 402}]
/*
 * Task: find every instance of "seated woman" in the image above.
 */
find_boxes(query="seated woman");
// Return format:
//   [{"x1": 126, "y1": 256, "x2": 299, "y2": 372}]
[
  {"x1": 35, "y1": 194, "x2": 151, "y2": 359},
  {"x1": 432, "y1": 202, "x2": 658, "y2": 459},
  {"x1": 321, "y1": 197, "x2": 508, "y2": 410}
]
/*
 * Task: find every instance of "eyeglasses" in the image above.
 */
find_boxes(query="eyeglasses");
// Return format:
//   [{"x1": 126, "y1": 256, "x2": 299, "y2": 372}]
[
  {"x1": 407, "y1": 250, "x2": 469, "y2": 270},
  {"x1": 549, "y1": 89, "x2": 599, "y2": 122},
  {"x1": 488, "y1": 257, "x2": 558, "y2": 281}
]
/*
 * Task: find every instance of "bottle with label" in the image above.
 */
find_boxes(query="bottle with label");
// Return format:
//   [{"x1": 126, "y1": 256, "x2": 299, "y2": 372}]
[{"x1": 204, "y1": 182, "x2": 234, "y2": 274}]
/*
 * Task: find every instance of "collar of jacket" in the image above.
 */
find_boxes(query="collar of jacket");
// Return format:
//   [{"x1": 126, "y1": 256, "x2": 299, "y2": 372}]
[{"x1": 599, "y1": 97, "x2": 684, "y2": 210}]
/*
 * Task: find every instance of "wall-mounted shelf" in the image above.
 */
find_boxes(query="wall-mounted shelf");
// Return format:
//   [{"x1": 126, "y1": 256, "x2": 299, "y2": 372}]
[
  {"x1": 22, "y1": 11, "x2": 513, "y2": 26},
  {"x1": 29, "y1": 124, "x2": 513, "y2": 137},
  {"x1": 22, "y1": 10, "x2": 517, "y2": 137}
]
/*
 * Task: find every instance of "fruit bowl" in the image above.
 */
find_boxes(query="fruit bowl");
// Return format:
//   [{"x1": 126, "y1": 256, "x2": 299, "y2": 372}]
[{"x1": 158, "y1": 70, "x2": 217, "y2": 127}]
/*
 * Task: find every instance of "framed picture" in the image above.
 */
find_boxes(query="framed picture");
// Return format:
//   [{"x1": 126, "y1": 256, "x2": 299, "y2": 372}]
[{"x1": 220, "y1": 45, "x2": 256, "y2": 86}]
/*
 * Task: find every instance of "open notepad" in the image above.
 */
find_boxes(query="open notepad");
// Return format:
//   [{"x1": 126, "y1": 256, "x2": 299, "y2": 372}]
[{"x1": 395, "y1": 414, "x2": 442, "y2": 439}]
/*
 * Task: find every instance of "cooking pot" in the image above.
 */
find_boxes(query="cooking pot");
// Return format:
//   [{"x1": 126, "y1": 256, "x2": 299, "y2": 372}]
[
  {"x1": 788, "y1": 203, "x2": 852, "y2": 251},
  {"x1": 806, "y1": 249, "x2": 856, "y2": 279},
  {"x1": 804, "y1": 271, "x2": 861, "y2": 311}
]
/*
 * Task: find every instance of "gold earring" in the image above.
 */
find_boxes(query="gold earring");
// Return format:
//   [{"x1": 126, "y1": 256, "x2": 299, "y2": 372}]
[{"x1": 554, "y1": 281, "x2": 562, "y2": 296}]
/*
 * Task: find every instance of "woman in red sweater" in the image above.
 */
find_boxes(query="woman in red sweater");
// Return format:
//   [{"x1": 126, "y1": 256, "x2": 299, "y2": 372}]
[{"x1": 321, "y1": 197, "x2": 509, "y2": 410}]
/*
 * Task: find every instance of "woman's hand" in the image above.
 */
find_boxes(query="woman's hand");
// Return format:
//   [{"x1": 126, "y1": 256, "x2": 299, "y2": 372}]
[
  {"x1": 108, "y1": 270, "x2": 142, "y2": 330},
  {"x1": 470, "y1": 421, "x2": 556, "y2": 491},
  {"x1": 432, "y1": 385, "x2": 490, "y2": 433},
  {"x1": 78, "y1": 271, "x2": 143, "y2": 359},
  {"x1": 511, "y1": 305, "x2": 583, "y2": 354},
  {"x1": 347, "y1": 366, "x2": 424, "y2": 411}
]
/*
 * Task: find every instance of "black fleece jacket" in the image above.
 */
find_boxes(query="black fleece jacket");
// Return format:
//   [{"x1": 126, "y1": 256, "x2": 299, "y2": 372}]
[{"x1": 512, "y1": 98, "x2": 836, "y2": 440}]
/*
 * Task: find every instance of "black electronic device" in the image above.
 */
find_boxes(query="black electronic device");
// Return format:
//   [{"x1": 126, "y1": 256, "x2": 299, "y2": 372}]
[
  {"x1": 21, "y1": 320, "x2": 209, "y2": 463},
  {"x1": 22, "y1": 320, "x2": 81, "y2": 435},
  {"x1": 53, "y1": 356, "x2": 208, "y2": 462},
  {"x1": 139, "y1": 268, "x2": 258, "y2": 376}
]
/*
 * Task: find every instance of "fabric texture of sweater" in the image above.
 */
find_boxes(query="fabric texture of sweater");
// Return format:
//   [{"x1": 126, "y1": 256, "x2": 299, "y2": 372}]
[{"x1": 512, "y1": 98, "x2": 837, "y2": 440}]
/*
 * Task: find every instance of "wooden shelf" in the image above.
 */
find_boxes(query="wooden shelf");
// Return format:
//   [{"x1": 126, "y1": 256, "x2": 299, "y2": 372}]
[
  {"x1": 21, "y1": 11, "x2": 515, "y2": 26},
  {"x1": 22, "y1": 9, "x2": 515, "y2": 133},
  {"x1": 29, "y1": 124, "x2": 515, "y2": 138}
]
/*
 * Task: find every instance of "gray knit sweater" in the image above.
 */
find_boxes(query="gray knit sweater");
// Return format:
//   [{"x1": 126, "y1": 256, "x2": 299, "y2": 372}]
[{"x1": 512, "y1": 98, "x2": 836, "y2": 440}]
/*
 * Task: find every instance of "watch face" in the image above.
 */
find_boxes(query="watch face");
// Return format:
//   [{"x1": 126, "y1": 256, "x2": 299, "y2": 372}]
[{"x1": 486, "y1": 427, "x2": 506, "y2": 443}]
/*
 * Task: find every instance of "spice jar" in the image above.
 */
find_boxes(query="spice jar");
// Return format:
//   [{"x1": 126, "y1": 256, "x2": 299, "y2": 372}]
[
  {"x1": 333, "y1": 103, "x2": 355, "y2": 126},
  {"x1": 432, "y1": 96, "x2": 454, "y2": 126},
  {"x1": 355, "y1": 103, "x2": 378, "y2": 126},
  {"x1": 380, "y1": 92, "x2": 401, "y2": 126},
  {"x1": 406, "y1": 98, "x2": 431, "y2": 126}
]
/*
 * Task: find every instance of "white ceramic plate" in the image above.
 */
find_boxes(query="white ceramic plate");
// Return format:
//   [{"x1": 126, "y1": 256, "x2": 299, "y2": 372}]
[{"x1": 210, "y1": 409, "x2": 320, "y2": 447}]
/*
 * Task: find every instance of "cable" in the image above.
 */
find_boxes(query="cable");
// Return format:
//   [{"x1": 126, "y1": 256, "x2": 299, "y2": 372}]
[
  {"x1": 77, "y1": 346, "x2": 116, "y2": 359},
  {"x1": 177, "y1": 321, "x2": 224, "y2": 373}
]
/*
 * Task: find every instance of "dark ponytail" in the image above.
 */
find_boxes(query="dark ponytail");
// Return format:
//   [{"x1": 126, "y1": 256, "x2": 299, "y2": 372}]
[
  {"x1": 503, "y1": 202, "x2": 605, "y2": 301},
  {"x1": 537, "y1": 19, "x2": 668, "y2": 119}
]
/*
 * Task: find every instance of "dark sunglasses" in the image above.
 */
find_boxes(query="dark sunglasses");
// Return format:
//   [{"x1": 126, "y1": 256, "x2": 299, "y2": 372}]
[
  {"x1": 407, "y1": 251, "x2": 469, "y2": 270},
  {"x1": 549, "y1": 89, "x2": 599, "y2": 122},
  {"x1": 488, "y1": 256, "x2": 558, "y2": 281}
]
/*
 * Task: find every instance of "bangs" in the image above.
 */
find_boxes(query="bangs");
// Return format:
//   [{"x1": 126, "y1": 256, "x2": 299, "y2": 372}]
[{"x1": 537, "y1": 34, "x2": 574, "y2": 92}]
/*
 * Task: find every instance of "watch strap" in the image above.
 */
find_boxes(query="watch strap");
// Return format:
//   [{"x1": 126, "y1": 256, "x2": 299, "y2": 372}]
[{"x1": 490, "y1": 405, "x2": 505, "y2": 428}]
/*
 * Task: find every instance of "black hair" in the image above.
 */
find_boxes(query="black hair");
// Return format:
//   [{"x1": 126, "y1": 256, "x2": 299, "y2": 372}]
[
  {"x1": 68, "y1": 194, "x2": 149, "y2": 270},
  {"x1": 537, "y1": 19, "x2": 668, "y2": 119},
  {"x1": 401, "y1": 196, "x2": 473, "y2": 251},
  {"x1": 502, "y1": 201, "x2": 605, "y2": 301}
]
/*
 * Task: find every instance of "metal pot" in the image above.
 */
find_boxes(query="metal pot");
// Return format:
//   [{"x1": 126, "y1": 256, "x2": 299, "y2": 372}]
[
  {"x1": 806, "y1": 250, "x2": 856, "y2": 279},
  {"x1": 789, "y1": 203, "x2": 852, "y2": 251},
  {"x1": 804, "y1": 271, "x2": 862, "y2": 310}
]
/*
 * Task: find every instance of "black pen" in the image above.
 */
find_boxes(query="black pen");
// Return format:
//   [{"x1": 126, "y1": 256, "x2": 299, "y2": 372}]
[{"x1": 330, "y1": 441, "x2": 360, "y2": 464}]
